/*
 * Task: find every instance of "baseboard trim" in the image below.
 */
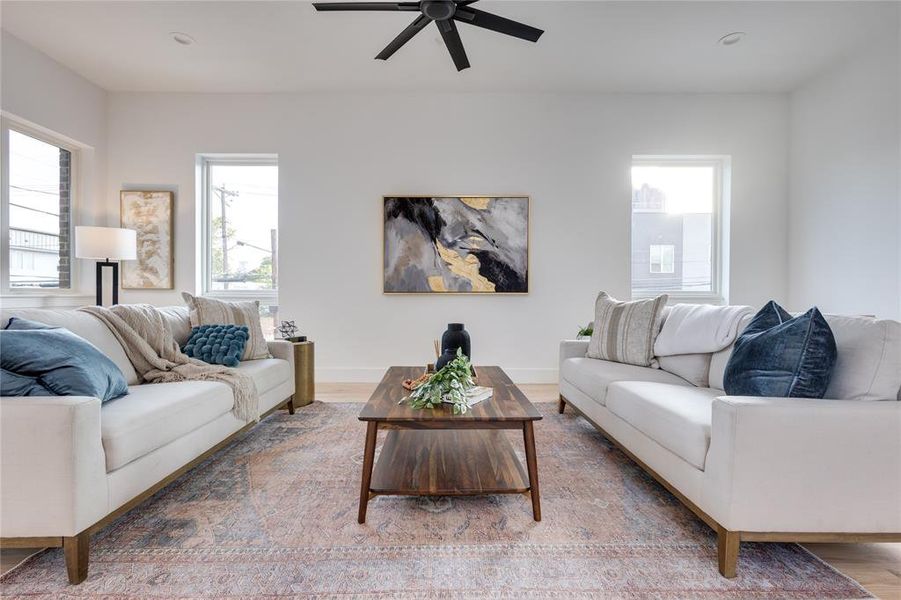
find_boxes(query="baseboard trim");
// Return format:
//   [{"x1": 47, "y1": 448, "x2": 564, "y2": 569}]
[{"x1": 315, "y1": 367, "x2": 559, "y2": 384}]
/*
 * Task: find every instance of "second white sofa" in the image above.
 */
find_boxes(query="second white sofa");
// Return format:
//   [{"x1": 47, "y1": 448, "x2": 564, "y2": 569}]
[{"x1": 559, "y1": 310, "x2": 901, "y2": 577}]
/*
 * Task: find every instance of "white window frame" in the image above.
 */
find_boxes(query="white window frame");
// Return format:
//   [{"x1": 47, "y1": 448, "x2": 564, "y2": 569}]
[
  {"x1": 631, "y1": 155, "x2": 731, "y2": 304},
  {"x1": 197, "y1": 154, "x2": 279, "y2": 305},
  {"x1": 1, "y1": 115, "x2": 81, "y2": 298}
]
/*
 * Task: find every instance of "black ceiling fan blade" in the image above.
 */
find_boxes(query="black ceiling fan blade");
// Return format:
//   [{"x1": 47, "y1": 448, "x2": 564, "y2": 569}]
[
  {"x1": 437, "y1": 19, "x2": 470, "y2": 71},
  {"x1": 454, "y1": 7, "x2": 543, "y2": 42},
  {"x1": 455, "y1": 0, "x2": 479, "y2": 6},
  {"x1": 376, "y1": 15, "x2": 431, "y2": 60},
  {"x1": 313, "y1": 2, "x2": 419, "y2": 11}
]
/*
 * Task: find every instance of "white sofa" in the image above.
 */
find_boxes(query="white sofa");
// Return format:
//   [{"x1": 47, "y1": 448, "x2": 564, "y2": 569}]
[
  {"x1": 0, "y1": 306, "x2": 296, "y2": 583},
  {"x1": 558, "y1": 311, "x2": 901, "y2": 578}
]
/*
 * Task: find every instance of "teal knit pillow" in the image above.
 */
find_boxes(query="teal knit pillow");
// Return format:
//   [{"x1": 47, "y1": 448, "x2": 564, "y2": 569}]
[{"x1": 182, "y1": 324, "x2": 249, "y2": 367}]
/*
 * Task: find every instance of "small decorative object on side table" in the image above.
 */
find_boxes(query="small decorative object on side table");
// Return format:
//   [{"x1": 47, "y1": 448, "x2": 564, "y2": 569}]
[{"x1": 277, "y1": 320, "x2": 307, "y2": 343}]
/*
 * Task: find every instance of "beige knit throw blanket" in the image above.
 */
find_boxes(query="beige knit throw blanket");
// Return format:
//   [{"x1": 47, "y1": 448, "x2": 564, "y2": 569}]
[{"x1": 80, "y1": 304, "x2": 259, "y2": 422}]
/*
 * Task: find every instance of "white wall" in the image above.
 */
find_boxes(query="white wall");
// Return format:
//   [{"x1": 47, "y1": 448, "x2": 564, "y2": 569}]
[
  {"x1": 106, "y1": 92, "x2": 789, "y2": 382},
  {"x1": 0, "y1": 31, "x2": 108, "y2": 306},
  {"x1": 788, "y1": 27, "x2": 901, "y2": 319}
]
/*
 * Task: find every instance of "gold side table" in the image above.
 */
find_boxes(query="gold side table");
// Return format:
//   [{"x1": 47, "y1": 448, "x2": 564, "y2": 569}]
[{"x1": 290, "y1": 341, "x2": 315, "y2": 410}]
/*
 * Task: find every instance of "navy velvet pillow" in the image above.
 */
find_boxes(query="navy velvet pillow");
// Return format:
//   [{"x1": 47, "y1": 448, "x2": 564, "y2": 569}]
[
  {"x1": 0, "y1": 322, "x2": 129, "y2": 401},
  {"x1": 182, "y1": 324, "x2": 248, "y2": 368},
  {"x1": 723, "y1": 301, "x2": 837, "y2": 398}
]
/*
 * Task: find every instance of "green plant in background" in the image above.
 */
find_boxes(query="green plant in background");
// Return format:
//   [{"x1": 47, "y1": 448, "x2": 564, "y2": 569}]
[
  {"x1": 407, "y1": 349, "x2": 475, "y2": 414},
  {"x1": 577, "y1": 322, "x2": 594, "y2": 337}
]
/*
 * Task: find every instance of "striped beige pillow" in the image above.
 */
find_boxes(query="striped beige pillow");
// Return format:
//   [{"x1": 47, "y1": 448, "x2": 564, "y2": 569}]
[
  {"x1": 587, "y1": 291, "x2": 668, "y2": 367},
  {"x1": 181, "y1": 292, "x2": 270, "y2": 360}
]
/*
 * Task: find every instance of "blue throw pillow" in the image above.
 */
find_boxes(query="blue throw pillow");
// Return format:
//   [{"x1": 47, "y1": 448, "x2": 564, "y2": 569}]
[
  {"x1": 724, "y1": 301, "x2": 837, "y2": 398},
  {"x1": 182, "y1": 324, "x2": 248, "y2": 368},
  {"x1": 0, "y1": 325, "x2": 129, "y2": 401}
]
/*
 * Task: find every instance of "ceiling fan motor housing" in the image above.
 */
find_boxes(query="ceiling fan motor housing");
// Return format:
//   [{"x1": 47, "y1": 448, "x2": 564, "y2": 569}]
[{"x1": 421, "y1": 0, "x2": 455, "y2": 21}]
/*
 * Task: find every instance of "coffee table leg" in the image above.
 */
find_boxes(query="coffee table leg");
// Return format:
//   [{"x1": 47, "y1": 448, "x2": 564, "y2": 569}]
[
  {"x1": 522, "y1": 421, "x2": 541, "y2": 521},
  {"x1": 358, "y1": 421, "x2": 378, "y2": 524}
]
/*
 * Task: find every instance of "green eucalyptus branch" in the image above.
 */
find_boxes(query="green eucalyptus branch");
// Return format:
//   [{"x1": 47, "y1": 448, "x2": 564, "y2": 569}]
[{"x1": 407, "y1": 348, "x2": 475, "y2": 414}]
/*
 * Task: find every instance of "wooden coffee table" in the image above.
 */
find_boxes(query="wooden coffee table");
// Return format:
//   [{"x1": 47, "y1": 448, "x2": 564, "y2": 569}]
[{"x1": 357, "y1": 366, "x2": 543, "y2": 523}]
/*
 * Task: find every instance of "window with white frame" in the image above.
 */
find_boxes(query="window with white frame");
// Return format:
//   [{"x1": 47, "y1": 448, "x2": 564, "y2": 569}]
[
  {"x1": 631, "y1": 156, "x2": 728, "y2": 302},
  {"x1": 200, "y1": 156, "x2": 279, "y2": 335},
  {"x1": 1, "y1": 120, "x2": 76, "y2": 292}
]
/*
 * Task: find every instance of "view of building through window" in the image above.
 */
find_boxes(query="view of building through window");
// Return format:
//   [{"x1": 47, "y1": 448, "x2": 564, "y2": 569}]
[
  {"x1": 631, "y1": 162, "x2": 716, "y2": 296},
  {"x1": 8, "y1": 130, "x2": 71, "y2": 288},
  {"x1": 207, "y1": 161, "x2": 279, "y2": 334},
  {"x1": 649, "y1": 244, "x2": 675, "y2": 274}
]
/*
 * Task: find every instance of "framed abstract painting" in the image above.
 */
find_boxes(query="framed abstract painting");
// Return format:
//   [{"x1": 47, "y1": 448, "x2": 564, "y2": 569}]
[
  {"x1": 383, "y1": 196, "x2": 529, "y2": 294},
  {"x1": 120, "y1": 190, "x2": 174, "y2": 289}
]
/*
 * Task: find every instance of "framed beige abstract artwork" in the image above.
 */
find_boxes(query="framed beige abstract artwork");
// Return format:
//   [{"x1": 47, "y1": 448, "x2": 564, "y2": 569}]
[{"x1": 120, "y1": 190, "x2": 174, "y2": 289}]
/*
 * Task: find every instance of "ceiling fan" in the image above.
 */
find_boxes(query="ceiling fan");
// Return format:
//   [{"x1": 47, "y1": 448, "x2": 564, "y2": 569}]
[{"x1": 312, "y1": 0, "x2": 544, "y2": 71}]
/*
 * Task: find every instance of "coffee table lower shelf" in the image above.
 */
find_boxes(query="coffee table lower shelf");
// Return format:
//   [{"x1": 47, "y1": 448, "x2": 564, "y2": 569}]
[{"x1": 371, "y1": 430, "x2": 530, "y2": 496}]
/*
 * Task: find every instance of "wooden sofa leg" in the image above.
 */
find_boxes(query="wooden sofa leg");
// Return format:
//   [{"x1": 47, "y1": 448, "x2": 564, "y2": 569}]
[
  {"x1": 63, "y1": 532, "x2": 89, "y2": 584},
  {"x1": 286, "y1": 395, "x2": 296, "y2": 415},
  {"x1": 558, "y1": 395, "x2": 566, "y2": 414},
  {"x1": 717, "y1": 527, "x2": 739, "y2": 578}
]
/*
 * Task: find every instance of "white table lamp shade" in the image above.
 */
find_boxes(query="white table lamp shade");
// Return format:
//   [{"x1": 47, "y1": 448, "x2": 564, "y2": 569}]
[{"x1": 75, "y1": 226, "x2": 137, "y2": 260}]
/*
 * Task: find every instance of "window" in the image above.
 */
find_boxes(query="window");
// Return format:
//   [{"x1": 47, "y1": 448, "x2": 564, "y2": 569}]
[
  {"x1": 2, "y1": 125, "x2": 74, "y2": 290},
  {"x1": 631, "y1": 156, "x2": 729, "y2": 302},
  {"x1": 649, "y1": 244, "x2": 675, "y2": 274},
  {"x1": 200, "y1": 156, "x2": 279, "y2": 335}
]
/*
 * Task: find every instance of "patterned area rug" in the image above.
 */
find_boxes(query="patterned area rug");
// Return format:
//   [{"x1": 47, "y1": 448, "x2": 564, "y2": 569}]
[{"x1": 2, "y1": 402, "x2": 871, "y2": 598}]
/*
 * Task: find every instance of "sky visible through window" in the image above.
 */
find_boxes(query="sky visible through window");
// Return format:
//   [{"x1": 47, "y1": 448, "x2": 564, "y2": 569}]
[
  {"x1": 8, "y1": 130, "x2": 67, "y2": 287},
  {"x1": 631, "y1": 162, "x2": 715, "y2": 294},
  {"x1": 632, "y1": 165, "x2": 713, "y2": 214},
  {"x1": 209, "y1": 163, "x2": 278, "y2": 291},
  {"x1": 9, "y1": 131, "x2": 61, "y2": 233}
]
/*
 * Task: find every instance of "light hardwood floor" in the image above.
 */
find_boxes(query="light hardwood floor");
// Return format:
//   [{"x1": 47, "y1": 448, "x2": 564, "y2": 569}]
[{"x1": 3, "y1": 382, "x2": 899, "y2": 598}]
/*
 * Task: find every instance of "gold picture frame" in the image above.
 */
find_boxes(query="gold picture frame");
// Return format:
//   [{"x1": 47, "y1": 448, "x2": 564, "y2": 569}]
[
  {"x1": 120, "y1": 190, "x2": 174, "y2": 290},
  {"x1": 383, "y1": 195, "x2": 530, "y2": 294}
]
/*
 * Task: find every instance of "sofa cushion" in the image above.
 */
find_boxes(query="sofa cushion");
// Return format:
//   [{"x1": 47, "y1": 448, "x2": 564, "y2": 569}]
[
  {"x1": 157, "y1": 306, "x2": 192, "y2": 346},
  {"x1": 708, "y1": 313, "x2": 754, "y2": 390},
  {"x1": 560, "y1": 357, "x2": 689, "y2": 406},
  {"x1": 606, "y1": 381, "x2": 722, "y2": 470},
  {"x1": 234, "y1": 358, "x2": 291, "y2": 395},
  {"x1": 101, "y1": 381, "x2": 234, "y2": 471},
  {"x1": 822, "y1": 315, "x2": 901, "y2": 401},
  {"x1": 657, "y1": 353, "x2": 711, "y2": 387},
  {"x1": 724, "y1": 302, "x2": 837, "y2": 399},
  {"x1": 0, "y1": 308, "x2": 139, "y2": 385}
]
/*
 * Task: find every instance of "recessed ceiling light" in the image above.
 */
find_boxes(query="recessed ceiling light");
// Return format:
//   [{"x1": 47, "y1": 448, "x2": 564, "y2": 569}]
[
  {"x1": 717, "y1": 32, "x2": 745, "y2": 46},
  {"x1": 170, "y1": 32, "x2": 195, "y2": 46}
]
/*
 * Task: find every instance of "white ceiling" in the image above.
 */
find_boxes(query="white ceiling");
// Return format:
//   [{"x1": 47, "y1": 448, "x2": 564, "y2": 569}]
[{"x1": 1, "y1": 1, "x2": 896, "y2": 94}]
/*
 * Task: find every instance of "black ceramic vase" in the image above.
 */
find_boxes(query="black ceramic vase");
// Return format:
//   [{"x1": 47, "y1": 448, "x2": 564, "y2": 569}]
[{"x1": 435, "y1": 323, "x2": 471, "y2": 370}]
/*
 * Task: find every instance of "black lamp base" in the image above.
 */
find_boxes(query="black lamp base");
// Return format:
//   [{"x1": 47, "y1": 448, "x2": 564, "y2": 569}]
[{"x1": 96, "y1": 261, "x2": 119, "y2": 306}]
